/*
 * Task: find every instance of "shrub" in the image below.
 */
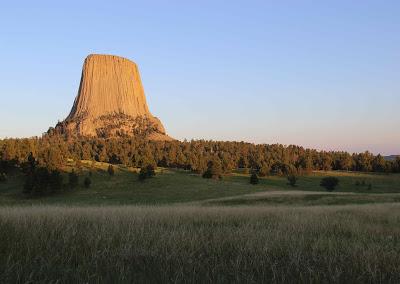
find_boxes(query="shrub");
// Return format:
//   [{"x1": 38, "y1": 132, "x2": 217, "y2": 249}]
[
  {"x1": 49, "y1": 170, "x2": 63, "y2": 192},
  {"x1": 0, "y1": 173, "x2": 7, "y2": 183},
  {"x1": 138, "y1": 170, "x2": 147, "y2": 181},
  {"x1": 146, "y1": 164, "x2": 156, "y2": 177},
  {"x1": 250, "y1": 173, "x2": 259, "y2": 185},
  {"x1": 34, "y1": 167, "x2": 50, "y2": 194},
  {"x1": 287, "y1": 175, "x2": 297, "y2": 187},
  {"x1": 138, "y1": 164, "x2": 156, "y2": 181},
  {"x1": 320, "y1": 177, "x2": 339, "y2": 191},
  {"x1": 23, "y1": 174, "x2": 34, "y2": 194},
  {"x1": 107, "y1": 165, "x2": 115, "y2": 176},
  {"x1": 367, "y1": 183, "x2": 372, "y2": 190},
  {"x1": 84, "y1": 177, "x2": 91, "y2": 188},
  {"x1": 22, "y1": 167, "x2": 51, "y2": 195},
  {"x1": 69, "y1": 170, "x2": 79, "y2": 189},
  {"x1": 355, "y1": 180, "x2": 360, "y2": 186}
]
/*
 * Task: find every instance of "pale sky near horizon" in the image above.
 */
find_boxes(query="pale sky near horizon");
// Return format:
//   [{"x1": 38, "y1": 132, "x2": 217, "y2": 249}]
[{"x1": 0, "y1": 1, "x2": 399, "y2": 155}]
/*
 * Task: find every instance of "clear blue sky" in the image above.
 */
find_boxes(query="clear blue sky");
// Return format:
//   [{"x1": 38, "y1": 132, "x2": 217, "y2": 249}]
[{"x1": 1, "y1": 1, "x2": 399, "y2": 155}]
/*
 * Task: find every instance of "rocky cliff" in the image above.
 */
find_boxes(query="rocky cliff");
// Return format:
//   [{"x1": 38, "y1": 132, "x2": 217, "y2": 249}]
[{"x1": 54, "y1": 54, "x2": 172, "y2": 140}]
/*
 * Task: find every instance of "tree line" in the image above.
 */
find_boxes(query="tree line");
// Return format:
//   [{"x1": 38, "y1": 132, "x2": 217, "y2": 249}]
[{"x1": 0, "y1": 135, "x2": 399, "y2": 176}]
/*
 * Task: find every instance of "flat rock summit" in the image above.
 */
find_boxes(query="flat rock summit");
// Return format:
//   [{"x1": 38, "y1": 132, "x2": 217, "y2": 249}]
[{"x1": 53, "y1": 54, "x2": 172, "y2": 140}]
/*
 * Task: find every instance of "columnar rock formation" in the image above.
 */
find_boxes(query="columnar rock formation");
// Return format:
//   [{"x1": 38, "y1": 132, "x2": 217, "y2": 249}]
[{"x1": 54, "y1": 54, "x2": 172, "y2": 140}]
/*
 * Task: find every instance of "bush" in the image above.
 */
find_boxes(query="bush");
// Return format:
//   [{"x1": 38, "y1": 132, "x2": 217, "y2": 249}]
[
  {"x1": 69, "y1": 170, "x2": 79, "y2": 189},
  {"x1": 139, "y1": 164, "x2": 156, "y2": 181},
  {"x1": 22, "y1": 167, "x2": 51, "y2": 195},
  {"x1": 84, "y1": 177, "x2": 91, "y2": 188},
  {"x1": 250, "y1": 173, "x2": 259, "y2": 185},
  {"x1": 320, "y1": 177, "x2": 339, "y2": 191},
  {"x1": 23, "y1": 174, "x2": 34, "y2": 194},
  {"x1": 287, "y1": 175, "x2": 297, "y2": 187},
  {"x1": 49, "y1": 170, "x2": 63, "y2": 192},
  {"x1": 107, "y1": 165, "x2": 115, "y2": 176},
  {"x1": 138, "y1": 170, "x2": 147, "y2": 181},
  {"x1": 34, "y1": 167, "x2": 50, "y2": 194},
  {"x1": 0, "y1": 173, "x2": 7, "y2": 183}
]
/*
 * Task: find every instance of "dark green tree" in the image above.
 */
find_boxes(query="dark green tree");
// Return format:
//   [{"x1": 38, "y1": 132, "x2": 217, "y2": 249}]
[
  {"x1": 68, "y1": 170, "x2": 79, "y2": 189},
  {"x1": 202, "y1": 159, "x2": 222, "y2": 179},
  {"x1": 33, "y1": 167, "x2": 50, "y2": 195},
  {"x1": 287, "y1": 175, "x2": 297, "y2": 187},
  {"x1": 320, "y1": 177, "x2": 339, "y2": 191},
  {"x1": 0, "y1": 173, "x2": 7, "y2": 183},
  {"x1": 107, "y1": 164, "x2": 115, "y2": 176},
  {"x1": 250, "y1": 173, "x2": 259, "y2": 185},
  {"x1": 372, "y1": 154, "x2": 386, "y2": 172},
  {"x1": 84, "y1": 176, "x2": 91, "y2": 188},
  {"x1": 49, "y1": 169, "x2": 63, "y2": 192},
  {"x1": 23, "y1": 174, "x2": 35, "y2": 194},
  {"x1": 138, "y1": 164, "x2": 156, "y2": 181}
]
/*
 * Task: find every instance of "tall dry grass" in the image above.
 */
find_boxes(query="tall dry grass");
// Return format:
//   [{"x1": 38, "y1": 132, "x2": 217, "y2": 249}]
[{"x1": 0, "y1": 204, "x2": 399, "y2": 283}]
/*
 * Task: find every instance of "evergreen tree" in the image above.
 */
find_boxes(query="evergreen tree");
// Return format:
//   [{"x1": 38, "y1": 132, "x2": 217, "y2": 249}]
[
  {"x1": 84, "y1": 176, "x2": 91, "y2": 188},
  {"x1": 0, "y1": 173, "x2": 7, "y2": 183},
  {"x1": 107, "y1": 164, "x2": 115, "y2": 176},
  {"x1": 69, "y1": 170, "x2": 79, "y2": 189},
  {"x1": 250, "y1": 173, "x2": 259, "y2": 185},
  {"x1": 258, "y1": 164, "x2": 270, "y2": 177},
  {"x1": 23, "y1": 173, "x2": 34, "y2": 194},
  {"x1": 34, "y1": 167, "x2": 50, "y2": 195},
  {"x1": 287, "y1": 175, "x2": 297, "y2": 187},
  {"x1": 320, "y1": 177, "x2": 339, "y2": 191},
  {"x1": 202, "y1": 159, "x2": 222, "y2": 179},
  {"x1": 372, "y1": 154, "x2": 386, "y2": 172},
  {"x1": 138, "y1": 164, "x2": 156, "y2": 181},
  {"x1": 49, "y1": 169, "x2": 63, "y2": 192},
  {"x1": 395, "y1": 157, "x2": 400, "y2": 173}
]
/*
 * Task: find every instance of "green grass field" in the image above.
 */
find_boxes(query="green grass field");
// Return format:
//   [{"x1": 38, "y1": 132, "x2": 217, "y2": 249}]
[
  {"x1": 1, "y1": 161, "x2": 400, "y2": 206},
  {"x1": 1, "y1": 162, "x2": 400, "y2": 283}
]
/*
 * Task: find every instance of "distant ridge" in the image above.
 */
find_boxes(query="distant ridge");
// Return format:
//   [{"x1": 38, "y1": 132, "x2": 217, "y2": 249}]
[{"x1": 384, "y1": 155, "x2": 399, "y2": 161}]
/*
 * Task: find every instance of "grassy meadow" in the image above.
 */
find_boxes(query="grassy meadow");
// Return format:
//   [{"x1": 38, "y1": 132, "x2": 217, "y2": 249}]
[
  {"x1": 1, "y1": 161, "x2": 400, "y2": 283},
  {"x1": 1, "y1": 204, "x2": 400, "y2": 283},
  {"x1": 1, "y1": 160, "x2": 400, "y2": 206}
]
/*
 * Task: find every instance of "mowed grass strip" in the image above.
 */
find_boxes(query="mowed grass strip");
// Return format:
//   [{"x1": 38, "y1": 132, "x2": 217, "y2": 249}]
[{"x1": 0, "y1": 204, "x2": 400, "y2": 283}]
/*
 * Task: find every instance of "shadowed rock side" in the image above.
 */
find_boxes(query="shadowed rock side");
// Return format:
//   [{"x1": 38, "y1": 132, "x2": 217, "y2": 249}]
[{"x1": 53, "y1": 54, "x2": 172, "y2": 140}]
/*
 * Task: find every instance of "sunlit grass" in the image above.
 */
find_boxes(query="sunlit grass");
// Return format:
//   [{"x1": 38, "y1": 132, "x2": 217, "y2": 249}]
[{"x1": 0, "y1": 204, "x2": 399, "y2": 283}]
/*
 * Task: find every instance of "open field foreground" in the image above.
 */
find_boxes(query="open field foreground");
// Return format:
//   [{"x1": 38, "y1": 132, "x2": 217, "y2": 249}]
[{"x1": 1, "y1": 204, "x2": 400, "y2": 283}]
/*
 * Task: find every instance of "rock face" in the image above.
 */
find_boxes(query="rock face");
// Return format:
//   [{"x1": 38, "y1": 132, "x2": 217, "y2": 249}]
[{"x1": 55, "y1": 54, "x2": 172, "y2": 140}]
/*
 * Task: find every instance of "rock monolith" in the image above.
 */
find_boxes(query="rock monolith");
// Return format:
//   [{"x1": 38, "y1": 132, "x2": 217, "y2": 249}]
[{"x1": 54, "y1": 54, "x2": 172, "y2": 140}]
